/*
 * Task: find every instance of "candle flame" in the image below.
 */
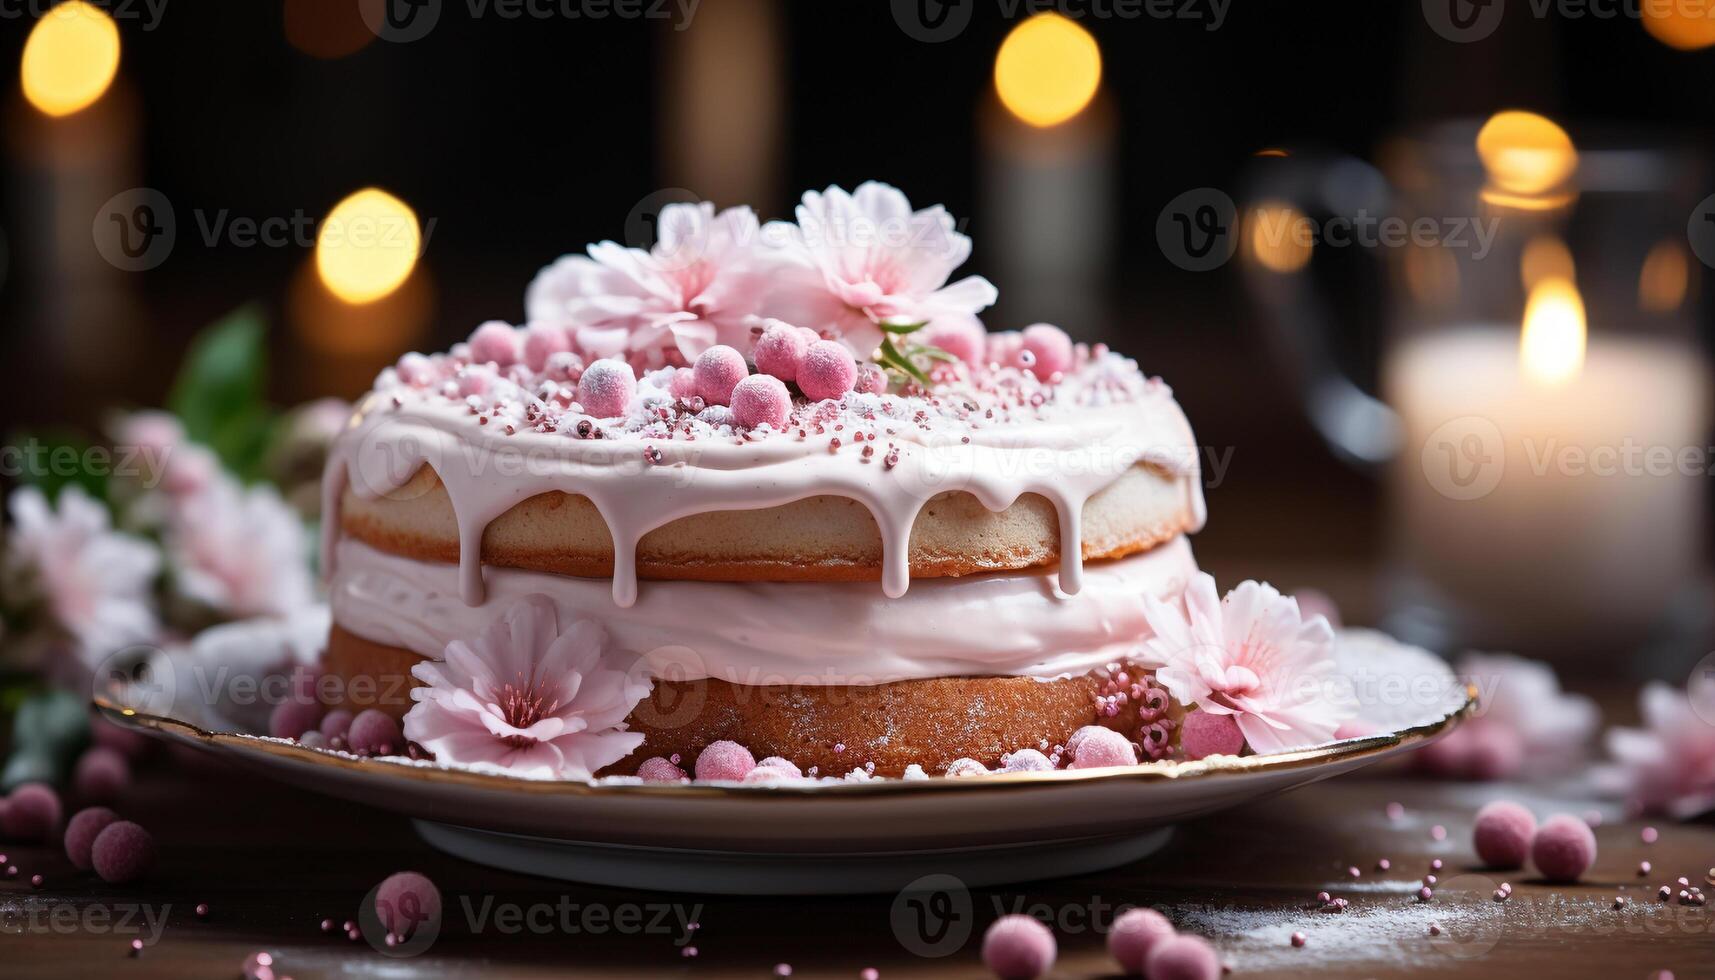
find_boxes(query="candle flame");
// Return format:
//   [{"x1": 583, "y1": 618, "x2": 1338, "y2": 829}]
[
  {"x1": 1520, "y1": 277, "x2": 1586, "y2": 387},
  {"x1": 20, "y1": 1, "x2": 121, "y2": 118},
  {"x1": 994, "y1": 14, "x2": 1102, "y2": 128},
  {"x1": 1477, "y1": 111, "x2": 1578, "y2": 209}
]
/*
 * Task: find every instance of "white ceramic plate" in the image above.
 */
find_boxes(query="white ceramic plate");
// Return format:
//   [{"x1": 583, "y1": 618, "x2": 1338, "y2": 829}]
[{"x1": 97, "y1": 630, "x2": 1472, "y2": 894}]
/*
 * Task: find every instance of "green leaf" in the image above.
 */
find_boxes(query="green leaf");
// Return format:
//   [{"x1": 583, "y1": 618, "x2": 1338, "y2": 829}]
[
  {"x1": 878, "y1": 336, "x2": 932, "y2": 387},
  {"x1": 167, "y1": 305, "x2": 278, "y2": 480},
  {"x1": 878, "y1": 319, "x2": 929, "y2": 335}
]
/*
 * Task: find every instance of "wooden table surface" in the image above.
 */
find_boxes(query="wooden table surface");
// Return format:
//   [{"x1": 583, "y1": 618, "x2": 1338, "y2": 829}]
[{"x1": 3, "y1": 749, "x2": 1709, "y2": 979}]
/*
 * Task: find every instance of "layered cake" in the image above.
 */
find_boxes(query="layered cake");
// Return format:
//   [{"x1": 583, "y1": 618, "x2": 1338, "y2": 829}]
[{"x1": 318, "y1": 183, "x2": 1348, "y2": 780}]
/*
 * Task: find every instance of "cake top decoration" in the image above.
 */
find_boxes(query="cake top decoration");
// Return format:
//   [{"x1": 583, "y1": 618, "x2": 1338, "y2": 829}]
[{"x1": 365, "y1": 182, "x2": 1168, "y2": 446}]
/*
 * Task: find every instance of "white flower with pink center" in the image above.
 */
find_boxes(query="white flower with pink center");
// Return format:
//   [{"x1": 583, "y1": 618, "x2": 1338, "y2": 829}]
[
  {"x1": 404, "y1": 595, "x2": 652, "y2": 779},
  {"x1": 1598, "y1": 679, "x2": 1715, "y2": 819},
  {"x1": 525, "y1": 202, "x2": 771, "y2": 370},
  {"x1": 165, "y1": 476, "x2": 314, "y2": 621},
  {"x1": 1140, "y1": 573, "x2": 1352, "y2": 754},
  {"x1": 3, "y1": 485, "x2": 160, "y2": 669},
  {"x1": 763, "y1": 182, "x2": 998, "y2": 359}
]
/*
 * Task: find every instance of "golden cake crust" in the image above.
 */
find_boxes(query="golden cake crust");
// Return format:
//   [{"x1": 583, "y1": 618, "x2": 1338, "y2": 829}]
[
  {"x1": 337, "y1": 461, "x2": 1196, "y2": 582},
  {"x1": 322, "y1": 625, "x2": 1134, "y2": 777}
]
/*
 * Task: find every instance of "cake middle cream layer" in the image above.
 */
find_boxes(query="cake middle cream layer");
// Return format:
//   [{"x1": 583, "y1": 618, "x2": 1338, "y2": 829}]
[{"x1": 331, "y1": 535, "x2": 1197, "y2": 685}]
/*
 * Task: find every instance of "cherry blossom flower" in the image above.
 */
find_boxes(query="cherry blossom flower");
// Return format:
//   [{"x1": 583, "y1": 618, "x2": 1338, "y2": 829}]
[
  {"x1": 165, "y1": 476, "x2": 314, "y2": 621},
  {"x1": 1140, "y1": 572, "x2": 1351, "y2": 754},
  {"x1": 404, "y1": 595, "x2": 652, "y2": 779},
  {"x1": 2, "y1": 486, "x2": 160, "y2": 672},
  {"x1": 1415, "y1": 653, "x2": 1600, "y2": 780},
  {"x1": 762, "y1": 182, "x2": 998, "y2": 359},
  {"x1": 1597, "y1": 678, "x2": 1715, "y2": 819},
  {"x1": 525, "y1": 202, "x2": 771, "y2": 370}
]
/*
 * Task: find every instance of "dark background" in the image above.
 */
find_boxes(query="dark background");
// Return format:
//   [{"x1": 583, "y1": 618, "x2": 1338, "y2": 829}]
[{"x1": 1, "y1": 0, "x2": 1711, "y2": 613}]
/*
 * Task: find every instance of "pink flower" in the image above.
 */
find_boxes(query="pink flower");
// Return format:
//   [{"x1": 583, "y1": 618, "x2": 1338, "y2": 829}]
[
  {"x1": 165, "y1": 477, "x2": 313, "y2": 621},
  {"x1": 1140, "y1": 573, "x2": 1351, "y2": 754},
  {"x1": 525, "y1": 202, "x2": 771, "y2": 370},
  {"x1": 1426, "y1": 653, "x2": 1599, "y2": 780},
  {"x1": 404, "y1": 595, "x2": 652, "y2": 779},
  {"x1": 1597, "y1": 679, "x2": 1715, "y2": 819},
  {"x1": 763, "y1": 182, "x2": 997, "y2": 359},
  {"x1": 2, "y1": 486, "x2": 159, "y2": 670}
]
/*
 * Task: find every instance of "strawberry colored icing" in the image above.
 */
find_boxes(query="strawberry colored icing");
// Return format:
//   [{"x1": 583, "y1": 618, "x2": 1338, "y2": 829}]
[
  {"x1": 320, "y1": 348, "x2": 1206, "y2": 610},
  {"x1": 330, "y1": 535, "x2": 1198, "y2": 684}
]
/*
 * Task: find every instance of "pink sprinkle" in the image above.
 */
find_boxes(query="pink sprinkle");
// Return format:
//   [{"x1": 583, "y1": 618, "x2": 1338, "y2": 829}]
[
  {"x1": 682, "y1": 947, "x2": 698, "y2": 958},
  {"x1": 30, "y1": 874, "x2": 43, "y2": 889},
  {"x1": 130, "y1": 938, "x2": 144, "y2": 956},
  {"x1": 1430, "y1": 824, "x2": 1447, "y2": 841},
  {"x1": 1425, "y1": 875, "x2": 1437, "y2": 885},
  {"x1": 1316, "y1": 891, "x2": 1330, "y2": 904},
  {"x1": 774, "y1": 964, "x2": 793, "y2": 977},
  {"x1": 1430, "y1": 859, "x2": 1443, "y2": 871},
  {"x1": 1639, "y1": 861, "x2": 1652, "y2": 876},
  {"x1": 320, "y1": 919, "x2": 334, "y2": 933},
  {"x1": 1641, "y1": 826, "x2": 1659, "y2": 844},
  {"x1": 1376, "y1": 858, "x2": 1390, "y2": 871},
  {"x1": 1418, "y1": 887, "x2": 1434, "y2": 901},
  {"x1": 1347, "y1": 866, "x2": 1360, "y2": 879},
  {"x1": 1659, "y1": 885, "x2": 1673, "y2": 900},
  {"x1": 1428, "y1": 923, "x2": 1441, "y2": 936},
  {"x1": 1385, "y1": 802, "x2": 1405, "y2": 821},
  {"x1": 861, "y1": 970, "x2": 880, "y2": 980},
  {"x1": 1290, "y1": 931, "x2": 1306, "y2": 948},
  {"x1": 1613, "y1": 896, "x2": 1627, "y2": 909}
]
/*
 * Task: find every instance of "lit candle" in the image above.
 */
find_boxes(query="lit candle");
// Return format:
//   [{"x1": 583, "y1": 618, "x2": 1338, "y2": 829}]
[
  {"x1": 1386, "y1": 277, "x2": 1710, "y2": 652},
  {"x1": 981, "y1": 13, "x2": 1113, "y2": 332}
]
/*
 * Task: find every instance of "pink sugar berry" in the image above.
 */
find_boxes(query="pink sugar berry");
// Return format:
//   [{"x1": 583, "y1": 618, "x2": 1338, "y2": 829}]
[
  {"x1": 669, "y1": 366, "x2": 699, "y2": 400},
  {"x1": 467, "y1": 321, "x2": 521, "y2": 367},
  {"x1": 73, "y1": 746, "x2": 132, "y2": 804},
  {"x1": 798, "y1": 340, "x2": 858, "y2": 402},
  {"x1": 693, "y1": 740, "x2": 756, "y2": 782},
  {"x1": 855, "y1": 363, "x2": 888, "y2": 395},
  {"x1": 1068, "y1": 726, "x2": 1138, "y2": 769},
  {"x1": 757, "y1": 756, "x2": 803, "y2": 778},
  {"x1": 1179, "y1": 710, "x2": 1246, "y2": 761},
  {"x1": 945, "y1": 757, "x2": 990, "y2": 778},
  {"x1": 753, "y1": 322, "x2": 810, "y2": 382},
  {"x1": 1019, "y1": 324, "x2": 1073, "y2": 381},
  {"x1": 1144, "y1": 934, "x2": 1221, "y2": 980},
  {"x1": 456, "y1": 367, "x2": 493, "y2": 398},
  {"x1": 347, "y1": 709, "x2": 402, "y2": 756},
  {"x1": 1107, "y1": 907, "x2": 1175, "y2": 974},
  {"x1": 981, "y1": 914, "x2": 1055, "y2": 980},
  {"x1": 1001, "y1": 749, "x2": 1054, "y2": 772},
  {"x1": 693, "y1": 345, "x2": 750, "y2": 407},
  {"x1": 91, "y1": 820, "x2": 155, "y2": 884},
  {"x1": 64, "y1": 806, "x2": 119, "y2": 870},
  {"x1": 1473, "y1": 800, "x2": 1536, "y2": 869},
  {"x1": 1532, "y1": 813, "x2": 1597, "y2": 882},
  {"x1": 521, "y1": 323, "x2": 572, "y2": 372},
  {"x1": 731, "y1": 374, "x2": 792, "y2": 430},
  {"x1": 375, "y1": 871, "x2": 441, "y2": 940},
  {"x1": 395, "y1": 352, "x2": 436, "y2": 387},
  {"x1": 577, "y1": 358, "x2": 637, "y2": 418},
  {"x1": 3, "y1": 783, "x2": 62, "y2": 842},
  {"x1": 319, "y1": 709, "x2": 354, "y2": 740},
  {"x1": 921, "y1": 315, "x2": 987, "y2": 366},
  {"x1": 636, "y1": 757, "x2": 687, "y2": 782},
  {"x1": 269, "y1": 698, "x2": 322, "y2": 741}
]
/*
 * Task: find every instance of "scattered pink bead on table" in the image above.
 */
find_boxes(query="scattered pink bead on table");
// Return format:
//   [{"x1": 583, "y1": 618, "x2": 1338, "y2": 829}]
[
  {"x1": 64, "y1": 806, "x2": 120, "y2": 870},
  {"x1": 980, "y1": 914, "x2": 1055, "y2": 980},
  {"x1": 2, "y1": 783, "x2": 62, "y2": 842},
  {"x1": 1107, "y1": 907, "x2": 1175, "y2": 974},
  {"x1": 1144, "y1": 933, "x2": 1221, "y2": 980},
  {"x1": 1473, "y1": 800, "x2": 1536, "y2": 869},
  {"x1": 91, "y1": 820, "x2": 155, "y2": 884},
  {"x1": 73, "y1": 746, "x2": 132, "y2": 804},
  {"x1": 1532, "y1": 814, "x2": 1597, "y2": 882},
  {"x1": 375, "y1": 871, "x2": 441, "y2": 941}
]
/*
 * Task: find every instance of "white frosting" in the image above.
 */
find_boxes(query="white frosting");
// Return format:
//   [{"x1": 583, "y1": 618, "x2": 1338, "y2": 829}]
[
  {"x1": 330, "y1": 535, "x2": 1198, "y2": 684},
  {"x1": 320, "y1": 353, "x2": 1206, "y2": 611}
]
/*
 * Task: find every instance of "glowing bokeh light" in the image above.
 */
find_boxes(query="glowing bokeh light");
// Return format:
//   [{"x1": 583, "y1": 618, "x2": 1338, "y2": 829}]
[
  {"x1": 994, "y1": 14, "x2": 1102, "y2": 128},
  {"x1": 21, "y1": 1, "x2": 121, "y2": 118},
  {"x1": 1476, "y1": 111, "x2": 1578, "y2": 198},
  {"x1": 314, "y1": 188, "x2": 422, "y2": 305},
  {"x1": 1519, "y1": 234, "x2": 1575, "y2": 290},
  {"x1": 1246, "y1": 202, "x2": 1314, "y2": 274},
  {"x1": 1642, "y1": 6, "x2": 1715, "y2": 50}
]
